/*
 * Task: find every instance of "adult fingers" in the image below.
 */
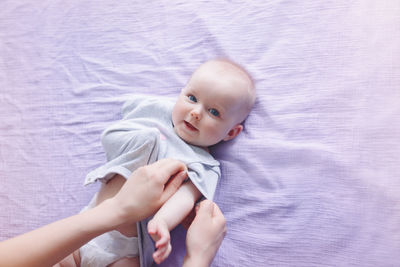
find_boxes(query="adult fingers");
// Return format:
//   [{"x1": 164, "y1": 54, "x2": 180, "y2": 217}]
[
  {"x1": 151, "y1": 159, "x2": 187, "y2": 184},
  {"x1": 212, "y1": 203, "x2": 227, "y2": 234},
  {"x1": 195, "y1": 199, "x2": 215, "y2": 220},
  {"x1": 196, "y1": 201, "x2": 226, "y2": 232},
  {"x1": 211, "y1": 202, "x2": 224, "y2": 219},
  {"x1": 161, "y1": 170, "x2": 187, "y2": 203}
]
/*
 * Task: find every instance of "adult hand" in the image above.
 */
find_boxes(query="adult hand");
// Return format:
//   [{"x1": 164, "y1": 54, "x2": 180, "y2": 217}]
[
  {"x1": 112, "y1": 158, "x2": 188, "y2": 224},
  {"x1": 0, "y1": 159, "x2": 187, "y2": 267},
  {"x1": 183, "y1": 200, "x2": 227, "y2": 267}
]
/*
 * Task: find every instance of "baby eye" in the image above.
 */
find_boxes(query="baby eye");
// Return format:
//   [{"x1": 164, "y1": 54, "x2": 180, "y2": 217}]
[
  {"x1": 188, "y1": 95, "x2": 197, "y2": 102},
  {"x1": 209, "y1": 108, "x2": 220, "y2": 117}
]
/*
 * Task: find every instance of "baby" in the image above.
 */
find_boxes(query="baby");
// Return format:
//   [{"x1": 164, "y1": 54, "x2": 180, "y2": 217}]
[{"x1": 72, "y1": 59, "x2": 255, "y2": 267}]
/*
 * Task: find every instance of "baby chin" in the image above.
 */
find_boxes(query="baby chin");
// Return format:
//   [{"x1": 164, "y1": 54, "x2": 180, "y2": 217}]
[{"x1": 173, "y1": 123, "x2": 202, "y2": 146}]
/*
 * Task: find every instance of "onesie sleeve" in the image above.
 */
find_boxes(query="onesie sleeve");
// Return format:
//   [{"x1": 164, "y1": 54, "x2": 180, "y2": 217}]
[
  {"x1": 84, "y1": 96, "x2": 160, "y2": 185},
  {"x1": 121, "y1": 94, "x2": 150, "y2": 119},
  {"x1": 187, "y1": 163, "x2": 221, "y2": 200}
]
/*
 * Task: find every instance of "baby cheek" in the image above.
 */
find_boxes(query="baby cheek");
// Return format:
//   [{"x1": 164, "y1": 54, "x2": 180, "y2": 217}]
[
  {"x1": 181, "y1": 102, "x2": 191, "y2": 115},
  {"x1": 205, "y1": 123, "x2": 225, "y2": 141},
  {"x1": 174, "y1": 103, "x2": 186, "y2": 119}
]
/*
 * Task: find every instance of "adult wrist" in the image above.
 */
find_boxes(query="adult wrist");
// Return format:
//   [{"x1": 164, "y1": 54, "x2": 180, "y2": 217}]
[
  {"x1": 183, "y1": 253, "x2": 211, "y2": 267},
  {"x1": 95, "y1": 198, "x2": 133, "y2": 230}
]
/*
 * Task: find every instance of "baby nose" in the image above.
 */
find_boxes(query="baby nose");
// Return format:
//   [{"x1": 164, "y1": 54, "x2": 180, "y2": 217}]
[{"x1": 190, "y1": 110, "x2": 201, "y2": 120}]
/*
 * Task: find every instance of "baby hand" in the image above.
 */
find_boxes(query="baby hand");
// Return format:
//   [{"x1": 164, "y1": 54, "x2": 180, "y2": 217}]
[{"x1": 147, "y1": 218, "x2": 172, "y2": 264}]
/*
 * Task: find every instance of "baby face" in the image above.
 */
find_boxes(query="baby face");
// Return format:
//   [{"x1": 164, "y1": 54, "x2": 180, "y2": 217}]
[{"x1": 172, "y1": 61, "x2": 253, "y2": 147}]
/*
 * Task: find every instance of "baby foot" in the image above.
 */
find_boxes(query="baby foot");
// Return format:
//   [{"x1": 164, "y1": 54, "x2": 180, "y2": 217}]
[{"x1": 147, "y1": 218, "x2": 172, "y2": 264}]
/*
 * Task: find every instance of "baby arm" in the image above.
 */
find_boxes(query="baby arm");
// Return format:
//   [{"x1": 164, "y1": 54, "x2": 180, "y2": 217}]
[{"x1": 147, "y1": 180, "x2": 202, "y2": 264}]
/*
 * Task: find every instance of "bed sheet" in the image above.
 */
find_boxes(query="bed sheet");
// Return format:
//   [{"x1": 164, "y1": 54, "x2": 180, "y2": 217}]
[{"x1": 1, "y1": 1, "x2": 399, "y2": 266}]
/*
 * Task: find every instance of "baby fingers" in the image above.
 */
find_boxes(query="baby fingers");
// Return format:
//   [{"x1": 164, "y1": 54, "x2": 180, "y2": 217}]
[{"x1": 153, "y1": 242, "x2": 172, "y2": 264}]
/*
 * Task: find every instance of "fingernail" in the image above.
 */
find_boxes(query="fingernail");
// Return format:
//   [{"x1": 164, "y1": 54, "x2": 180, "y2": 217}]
[
  {"x1": 178, "y1": 171, "x2": 187, "y2": 180},
  {"x1": 195, "y1": 203, "x2": 200, "y2": 212}
]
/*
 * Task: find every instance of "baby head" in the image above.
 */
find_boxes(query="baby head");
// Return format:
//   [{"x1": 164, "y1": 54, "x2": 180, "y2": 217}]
[{"x1": 172, "y1": 59, "x2": 255, "y2": 148}]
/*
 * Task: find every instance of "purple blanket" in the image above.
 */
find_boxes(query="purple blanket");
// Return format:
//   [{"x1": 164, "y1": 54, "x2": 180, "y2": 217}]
[{"x1": 1, "y1": 1, "x2": 399, "y2": 266}]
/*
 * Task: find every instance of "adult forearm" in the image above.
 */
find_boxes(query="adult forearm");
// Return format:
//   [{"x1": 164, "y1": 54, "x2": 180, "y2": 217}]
[
  {"x1": 0, "y1": 159, "x2": 187, "y2": 267},
  {"x1": 183, "y1": 254, "x2": 211, "y2": 267},
  {"x1": 0, "y1": 199, "x2": 124, "y2": 267}
]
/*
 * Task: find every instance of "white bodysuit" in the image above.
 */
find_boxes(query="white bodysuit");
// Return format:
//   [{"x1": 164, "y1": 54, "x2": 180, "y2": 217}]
[{"x1": 80, "y1": 95, "x2": 221, "y2": 267}]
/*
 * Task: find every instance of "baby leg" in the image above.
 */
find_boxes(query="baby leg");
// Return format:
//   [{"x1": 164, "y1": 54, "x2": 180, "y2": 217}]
[
  {"x1": 53, "y1": 250, "x2": 80, "y2": 267},
  {"x1": 108, "y1": 256, "x2": 139, "y2": 267},
  {"x1": 56, "y1": 175, "x2": 139, "y2": 267}
]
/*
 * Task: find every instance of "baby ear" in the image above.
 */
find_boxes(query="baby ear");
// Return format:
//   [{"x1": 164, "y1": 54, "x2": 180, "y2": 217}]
[{"x1": 223, "y1": 124, "x2": 243, "y2": 141}]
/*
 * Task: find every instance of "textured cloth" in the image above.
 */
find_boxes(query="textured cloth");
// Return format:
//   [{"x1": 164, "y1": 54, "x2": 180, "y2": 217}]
[{"x1": 1, "y1": 1, "x2": 399, "y2": 267}]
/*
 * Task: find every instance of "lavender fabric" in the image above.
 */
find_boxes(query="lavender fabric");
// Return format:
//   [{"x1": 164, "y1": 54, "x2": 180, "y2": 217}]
[{"x1": 1, "y1": 1, "x2": 399, "y2": 266}]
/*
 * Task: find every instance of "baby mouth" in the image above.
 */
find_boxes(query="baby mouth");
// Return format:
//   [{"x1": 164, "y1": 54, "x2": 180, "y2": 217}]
[{"x1": 184, "y1": 121, "x2": 198, "y2": 131}]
